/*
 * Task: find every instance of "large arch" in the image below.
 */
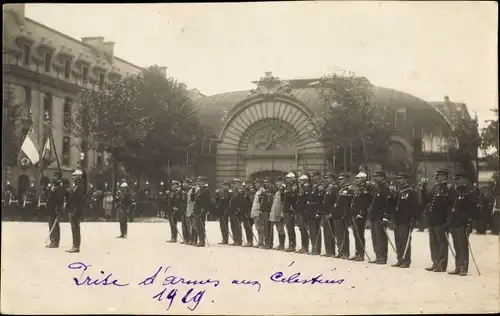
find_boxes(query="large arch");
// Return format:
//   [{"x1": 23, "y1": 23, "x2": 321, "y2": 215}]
[{"x1": 215, "y1": 95, "x2": 326, "y2": 184}]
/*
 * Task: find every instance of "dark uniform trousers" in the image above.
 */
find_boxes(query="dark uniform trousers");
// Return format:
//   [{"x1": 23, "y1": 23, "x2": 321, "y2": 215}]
[
  {"x1": 370, "y1": 220, "x2": 388, "y2": 262},
  {"x1": 181, "y1": 215, "x2": 191, "y2": 242},
  {"x1": 451, "y1": 226, "x2": 469, "y2": 272},
  {"x1": 69, "y1": 207, "x2": 82, "y2": 248},
  {"x1": 229, "y1": 213, "x2": 243, "y2": 244},
  {"x1": 295, "y1": 213, "x2": 309, "y2": 250},
  {"x1": 242, "y1": 216, "x2": 254, "y2": 244},
  {"x1": 269, "y1": 219, "x2": 286, "y2": 247},
  {"x1": 168, "y1": 211, "x2": 178, "y2": 240},
  {"x1": 262, "y1": 212, "x2": 271, "y2": 247},
  {"x1": 192, "y1": 213, "x2": 206, "y2": 245},
  {"x1": 48, "y1": 212, "x2": 61, "y2": 246},
  {"x1": 394, "y1": 225, "x2": 411, "y2": 265},
  {"x1": 428, "y1": 225, "x2": 448, "y2": 270},
  {"x1": 322, "y1": 215, "x2": 336, "y2": 255},
  {"x1": 218, "y1": 213, "x2": 230, "y2": 243},
  {"x1": 118, "y1": 207, "x2": 128, "y2": 237},
  {"x1": 334, "y1": 219, "x2": 349, "y2": 257},
  {"x1": 188, "y1": 216, "x2": 198, "y2": 243},
  {"x1": 308, "y1": 215, "x2": 322, "y2": 254},
  {"x1": 352, "y1": 217, "x2": 367, "y2": 258},
  {"x1": 253, "y1": 212, "x2": 265, "y2": 245},
  {"x1": 283, "y1": 213, "x2": 296, "y2": 249}
]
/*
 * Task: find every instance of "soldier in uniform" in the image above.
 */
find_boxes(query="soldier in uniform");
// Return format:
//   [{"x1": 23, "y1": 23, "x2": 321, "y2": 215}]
[
  {"x1": 333, "y1": 173, "x2": 353, "y2": 259},
  {"x1": 321, "y1": 173, "x2": 338, "y2": 257},
  {"x1": 261, "y1": 179, "x2": 274, "y2": 249},
  {"x1": 391, "y1": 172, "x2": 419, "y2": 268},
  {"x1": 38, "y1": 179, "x2": 50, "y2": 217},
  {"x1": 228, "y1": 179, "x2": 245, "y2": 246},
  {"x1": 46, "y1": 172, "x2": 66, "y2": 248},
  {"x1": 296, "y1": 173, "x2": 311, "y2": 253},
  {"x1": 116, "y1": 182, "x2": 132, "y2": 239},
  {"x1": 179, "y1": 178, "x2": 192, "y2": 244},
  {"x1": 417, "y1": 178, "x2": 430, "y2": 231},
  {"x1": 349, "y1": 172, "x2": 372, "y2": 261},
  {"x1": 306, "y1": 171, "x2": 324, "y2": 255},
  {"x1": 425, "y1": 168, "x2": 454, "y2": 272},
  {"x1": 269, "y1": 177, "x2": 287, "y2": 250},
  {"x1": 186, "y1": 178, "x2": 197, "y2": 245},
  {"x1": 251, "y1": 178, "x2": 266, "y2": 248},
  {"x1": 167, "y1": 180, "x2": 184, "y2": 243},
  {"x1": 215, "y1": 180, "x2": 232, "y2": 245},
  {"x1": 368, "y1": 170, "x2": 390, "y2": 264},
  {"x1": 446, "y1": 173, "x2": 477, "y2": 276},
  {"x1": 192, "y1": 176, "x2": 211, "y2": 247},
  {"x1": 65, "y1": 169, "x2": 87, "y2": 253},
  {"x1": 241, "y1": 181, "x2": 255, "y2": 247},
  {"x1": 158, "y1": 181, "x2": 169, "y2": 219},
  {"x1": 283, "y1": 171, "x2": 298, "y2": 252}
]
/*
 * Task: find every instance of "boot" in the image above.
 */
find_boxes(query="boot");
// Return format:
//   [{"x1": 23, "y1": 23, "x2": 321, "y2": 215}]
[
  {"x1": 218, "y1": 241, "x2": 228, "y2": 245},
  {"x1": 459, "y1": 268, "x2": 467, "y2": 276},
  {"x1": 391, "y1": 261, "x2": 402, "y2": 267},
  {"x1": 369, "y1": 259, "x2": 378, "y2": 264},
  {"x1": 448, "y1": 269, "x2": 460, "y2": 275},
  {"x1": 243, "y1": 242, "x2": 253, "y2": 247},
  {"x1": 167, "y1": 238, "x2": 177, "y2": 243},
  {"x1": 425, "y1": 265, "x2": 436, "y2": 271},
  {"x1": 274, "y1": 235, "x2": 285, "y2": 250},
  {"x1": 285, "y1": 246, "x2": 295, "y2": 252},
  {"x1": 66, "y1": 247, "x2": 80, "y2": 253}
]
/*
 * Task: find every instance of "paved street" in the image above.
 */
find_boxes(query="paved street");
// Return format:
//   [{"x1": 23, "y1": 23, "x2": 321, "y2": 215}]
[{"x1": 1, "y1": 221, "x2": 498, "y2": 315}]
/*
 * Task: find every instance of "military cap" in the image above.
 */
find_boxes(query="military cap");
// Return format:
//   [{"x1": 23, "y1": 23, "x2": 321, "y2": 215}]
[
  {"x1": 324, "y1": 172, "x2": 335, "y2": 179},
  {"x1": 183, "y1": 178, "x2": 192, "y2": 184},
  {"x1": 222, "y1": 180, "x2": 230, "y2": 185},
  {"x1": 171, "y1": 180, "x2": 181, "y2": 186},
  {"x1": 373, "y1": 170, "x2": 387, "y2": 178},
  {"x1": 276, "y1": 176, "x2": 283, "y2": 181},
  {"x1": 435, "y1": 168, "x2": 449, "y2": 176},
  {"x1": 120, "y1": 182, "x2": 128, "y2": 188},
  {"x1": 285, "y1": 172, "x2": 296, "y2": 178},
  {"x1": 312, "y1": 170, "x2": 322, "y2": 177},
  {"x1": 72, "y1": 169, "x2": 83, "y2": 176},
  {"x1": 263, "y1": 178, "x2": 269, "y2": 184},
  {"x1": 338, "y1": 173, "x2": 350, "y2": 179},
  {"x1": 299, "y1": 174, "x2": 309, "y2": 180},
  {"x1": 397, "y1": 172, "x2": 409, "y2": 178},
  {"x1": 197, "y1": 176, "x2": 207, "y2": 181},
  {"x1": 254, "y1": 178, "x2": 263, "y2": 183},
  {"x1": 355, "y1": 172, "x2": 367, "y2": 178},
  {"x1": 232, "y1": 178, "x2": 242, "y2": 183}
]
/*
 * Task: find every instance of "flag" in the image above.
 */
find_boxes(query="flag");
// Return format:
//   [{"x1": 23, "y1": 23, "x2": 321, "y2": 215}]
[
  {"x1": 40, "y1": 136, "x2": 55, "y2": 171},
  {"x1": 20, "y1": 126, "x2": 39, "y2": 166}
]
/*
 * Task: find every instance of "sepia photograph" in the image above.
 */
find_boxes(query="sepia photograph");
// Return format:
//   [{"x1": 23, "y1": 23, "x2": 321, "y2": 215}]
[{"x1": 1, "y1": 2, "x2": 499, "y2": 314}]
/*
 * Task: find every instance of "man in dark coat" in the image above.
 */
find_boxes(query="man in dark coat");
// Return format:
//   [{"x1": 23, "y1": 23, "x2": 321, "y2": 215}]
[
  {"x1": 214, "y1": 180, "x2": 232, "y2": 245},
  {"x1": 180, "y1": 178, "x2": 192, "y2": 244},
  {"x1": 296, "y1": 173, "x2": 311, "y2": 253},
  {"x1": 447, "y1": 173, "x2": 478, "y2": 276},
  {"x1": 425, "y1": 168, "x2": 454, "y2": 272},
  {"x1": 333, "y1": 173, "x2": 353, "y2": 259},
  {"x1": 349, "y1": 172, "x2": 373, "y2": 261},
  {"x1": 228, "y1": 179, "x2": 245, "y2": 246},
  {"x1": 391, "y1": 172, "x2": 419, "y2": 268},
  {"x1": 368, "y1": 170, "x2": 390, "y2": 264},
  {"x1": 321, "y1": 173, "x2": 338, "y2": 257},
  {"x1": 66, "y1": 169, "x2": 87, "y2": 253},
  {"x1": 193, "y1": 176, "x2": 211, "y2": 247},
  {"x1": 167, "y1": 180, "x2": 184, "y2": 243},
  {"x1": 116, "y1": 182, "x2": 132, "y2": 239},
  {"x1": 46, "y1": 172, "x2": 66, "y2": 248},
  {"x1": 306, "y1": 171, "x2": 324, "y2": 255},
  {"x1": 283, "y1": 171, "x2": 299, "y2": 252}
]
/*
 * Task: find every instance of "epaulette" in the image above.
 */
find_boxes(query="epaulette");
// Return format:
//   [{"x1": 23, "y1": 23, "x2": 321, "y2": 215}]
[
  {"x1": 229, "y1": 189, "x2": 233, "y2": 193},
  {"x1": 215, "y1": 189, "x2": 220, "y2": 193}
]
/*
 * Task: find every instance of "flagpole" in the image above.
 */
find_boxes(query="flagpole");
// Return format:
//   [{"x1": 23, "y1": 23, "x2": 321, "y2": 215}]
[{"x1": 47, "y1": 123, "x2": 62, "y2": 180}]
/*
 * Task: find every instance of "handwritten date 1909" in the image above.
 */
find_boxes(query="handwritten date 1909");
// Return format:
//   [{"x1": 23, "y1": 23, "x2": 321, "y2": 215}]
[
  {"x1": 68, "y1": 262, "x2": 130, "y2": 287},
  {"x1": 153, "y1": 287, "x2": 205, "y2": 312}
]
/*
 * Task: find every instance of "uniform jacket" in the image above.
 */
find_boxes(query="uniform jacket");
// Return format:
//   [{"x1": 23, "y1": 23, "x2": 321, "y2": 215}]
[
  {"x1": 194, "y1": 185, "x2": 211, "y2": 214},
  {"x1": 283, "y1": 182, "x2": 299, "y2": 214},
  {"x1": 251, "y1": 187, "x2": 266, "y2": 218},
  {"x1": 170, "y1": 189, "x2": 185, "y2": 214},
  {"x1": 186, "y1": 187, "x2": 196, "y2": 217},
  {"x1": 321, "y1": 183, "x2": 339, "y2": 215},
  {"x1": 393, "y1": 185, "x2": 419, "y2": 225},
  {"x1": 228, "y1": 188, "x2": 245, "y2": 214},
  {"x1": 47, "y1": 184, "x2": 66, "y2": 213},
  {"x1": 426, "y1": 181, "x2": 454, "y2": 226},
  {"x1": 242, "y1": 189, "x2": 254, "y2": 217},
  {"x1": 215, "y1": 188, "x2": 232, "y2": 216},
  {"x1": 446, "y1": 186, "x2": 478, "y2": 227},
  {"x1": 333, "y1": 184, "x2": 354, "y2": 219},
  {"x1": 350, "y1": 183, "x2": 373, "y2": 218},
  {"x1": 296, "y1": 184, "x2": 310, "y2": 214},
  {"x1": 306, "y1": 182, "x2": 324, "y2": 217},
  {"x1": 368, "y1": 182, "x2": 389, "y2": 220},
  {"x1": 67, "y1": 182, "x2": 87, "y2": 213},
  {"x1": 270, "y1": 185, "x2": 286, "y2": 222}
]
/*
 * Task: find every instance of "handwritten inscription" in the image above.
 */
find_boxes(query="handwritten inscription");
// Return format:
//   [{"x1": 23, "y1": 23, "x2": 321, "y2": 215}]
[{"x1": 68, "y1": 261, "x2": 344, "y2": 312}]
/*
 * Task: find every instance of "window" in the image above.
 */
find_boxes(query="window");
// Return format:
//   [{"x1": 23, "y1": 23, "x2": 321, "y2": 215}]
[
  {"x1": 44, "y1": 53, "x2": 52, "y2": 72},
  {"x1": 43, "y1": 93, "x2": 52, "y2": 122},
  {"x1": 64, "y1": 60, "x2": 71, "y2": 79},
  {"x1": 99, "y1": 73, "x2": 105, "y2": 89},
  {"x1": 24, "y1": 87, "x2": 32, "y2": 121},
  {"x1": 395, "y1": 108, "x2": 407, "y2": 128},
  {"x1": 82, "y1": 66, "x2": 89, "y2": 83},
  {"x1": 23, "y1": 45, "x2": 31, "y2": 66},
  {"x1": 62, "y1": 137, "x2": 71, "y2": 166},
  {"x1": 63, "y1": 98, "x2": 72, "y2": 131}
]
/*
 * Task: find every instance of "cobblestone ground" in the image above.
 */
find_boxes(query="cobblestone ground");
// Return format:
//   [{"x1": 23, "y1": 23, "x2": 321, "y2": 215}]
[{"x1": 1, "y1": 221, "x2": 498, "y2": 315}]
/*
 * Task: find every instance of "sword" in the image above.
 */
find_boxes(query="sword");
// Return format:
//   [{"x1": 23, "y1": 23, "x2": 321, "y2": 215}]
[
  {"x1": 465, "y1": 232, "x2": 481, "y2": 275},
  {"x1": 45, "y1": 216, "x2": 59, "y2": 245},
  {"x1": 350, "y1": 216, "x2": 372, "y2": 261},
  {"x1": 383, "y1": 227, "x2": 398, "y2": 254},
  {"x1": 445, "y1": 231, "x2": 456, "y2": 259},
  {"x1": 402, "y1": 227, "x2": 412, "y2": 259}
]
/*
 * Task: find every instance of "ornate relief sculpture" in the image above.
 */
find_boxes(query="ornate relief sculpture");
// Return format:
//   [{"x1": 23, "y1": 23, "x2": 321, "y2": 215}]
[{"x1": 247, "y1": 120, "x2": 295, "y2": 152}]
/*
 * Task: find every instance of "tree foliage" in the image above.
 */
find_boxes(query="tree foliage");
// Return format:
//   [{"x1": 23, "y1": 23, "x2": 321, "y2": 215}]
[
  {"x1": 2, "y1": 87, "x2": 23, "y2": 167},
  {"x1": 315, "y1": 71, "x2": 394, "y2": 173},
  {"x1": 481, "y1": 108, "x2": 499, "y2": 156}
]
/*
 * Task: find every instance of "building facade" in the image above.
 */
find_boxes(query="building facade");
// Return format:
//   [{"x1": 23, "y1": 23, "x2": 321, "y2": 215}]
[
  {"x1": 194, "y1": 72, "x2": 478, "y2": 187},
  {"x1": 2, "y1": 4, "x2": 144, "y2": 194}
]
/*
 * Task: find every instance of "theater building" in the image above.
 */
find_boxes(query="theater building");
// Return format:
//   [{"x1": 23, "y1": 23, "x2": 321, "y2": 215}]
[{"x1": 194, "y1": 72, "x2": 478, "y2": 187}]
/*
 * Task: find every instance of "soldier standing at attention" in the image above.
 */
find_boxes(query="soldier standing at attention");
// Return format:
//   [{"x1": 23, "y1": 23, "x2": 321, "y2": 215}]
[
  {"x1": 215, "y1": 180, "x2": 232, "y2": 245},
  {"x1": 251, "y1": 179, "x2": 266, "y2": 248},
  {"x1": 333, "y1": 173, "x2": 354, "y2": 259},
  {"x1": 179, "y1": 179, "x2": 191, "y2": 244},
  {"x1": 158, "y1": 181, "x2": 169, "y2": 219},
  {"x1": 65, "y1": 169, "x2": 87, "y2": 253},
  {"x1": 269, "y1": 177, "x2": 287, "y2": 250},
  {"x1": 186, "y1": 178, "x2": 197, "y2": 245},
  {"x1": 417, "y1": 178, "x2": 430, "y2": 232},
  {"x1": 228, "y1": 179, "x2": 245, "y2": 246},
  {"x1": 425, "y1": 168, "x2": 454, "y2": 272},
  {"x1": 321, "y1": 173, "x2": 338, "y2": 257},
  {"x1": 261, "y1": 179, "x2": 274, "y2": 249},
  {"x1": 45, "y1": 172, "x2": 65, "y2": 248},
  {"x1": 193, "y1": 176, "x2": 211, "y2": 247},
  {"x1": 167, "y1": 180, "x2": 183, "y2": 243},
  {"x1": 391, "y1": 172, "x2": 419, "y2": 268},
  {"x1": 446, "y1": 173, "x2": 477, "y2": 276},
  {"x1": 296, "y1": 173, "x2": 311, "y2": 253},
  {"x1": 306, "y1": 171, "x2": 324, "y2": 255},
  {"x1": 349, "y1": 172, "x2": 372, "y2": 261},
  {"x1": 283, "y1": 171, "x2": 298, "y2": 252},
  {"x1": 368, "y1": 170, "x2": 390, "y2": 264},
  {"x1": 116, "y1": 182, "x2": 132, "y2": 239},
  {"x1": 241, "y1": 181, "x2": 255, "y2": 247}
]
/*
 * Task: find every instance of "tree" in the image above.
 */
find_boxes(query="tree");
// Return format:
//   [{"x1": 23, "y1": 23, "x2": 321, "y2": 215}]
[
  {"x1": 314, "y1": 71, "x2": 393, "y2": 175},
  {"x1": 2, "y1": 86, "x2": 23, "y2": 168},
  {"x1": 481, "y1": 108, "x2": 499, "y2": 170}
]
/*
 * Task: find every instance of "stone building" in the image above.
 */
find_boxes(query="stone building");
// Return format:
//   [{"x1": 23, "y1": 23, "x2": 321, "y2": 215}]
[
  {"x1": 2, "y1": 4, "x2": 145, "y2": 194},
  {"x1": 194, "y1": 72, "x2": 478, "y2": 187}
]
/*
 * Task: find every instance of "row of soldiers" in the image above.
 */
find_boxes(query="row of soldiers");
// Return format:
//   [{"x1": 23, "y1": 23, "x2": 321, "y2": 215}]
[{"x1": 153, "y1": 168, "x2": 478, "y2": 276}]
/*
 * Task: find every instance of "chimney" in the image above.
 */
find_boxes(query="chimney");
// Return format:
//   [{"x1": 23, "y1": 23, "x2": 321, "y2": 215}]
[
  {"x1": 103, "y1": 41, "x2": 115, "y2": 60},
  {"x1": 158, "y1": 66, "x2": 167, "y2": 77},
  {"x1": 81, "y1": 37, "x2": 105, "y2": 55}
]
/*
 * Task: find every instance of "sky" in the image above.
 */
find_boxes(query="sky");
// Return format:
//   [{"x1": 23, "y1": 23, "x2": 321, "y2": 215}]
[{"x1": 25, "y1": 2, "x2": 497, "y2": 128}]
